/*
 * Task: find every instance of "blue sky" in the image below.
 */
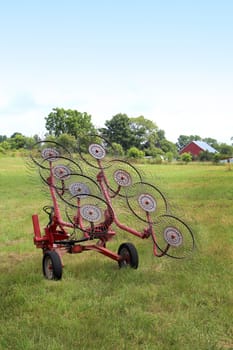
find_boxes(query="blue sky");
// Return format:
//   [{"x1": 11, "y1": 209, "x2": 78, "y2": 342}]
[{"x1": 0, "y1": 0, "x2": 233, "y2": 143}]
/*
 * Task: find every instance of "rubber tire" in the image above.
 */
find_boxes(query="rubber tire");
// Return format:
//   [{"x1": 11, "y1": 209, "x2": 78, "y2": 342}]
[
  {"x1": 118, "y1": 242, "x2": 139, "y2": 269},
  {"x1": 42, "y1": 251, "x2": 62, "y2": 280}
]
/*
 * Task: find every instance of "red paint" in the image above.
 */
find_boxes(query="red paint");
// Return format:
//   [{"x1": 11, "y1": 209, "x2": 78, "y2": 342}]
[{"x1": 180, "y1": 142, "x2": 203, "y2": 157}]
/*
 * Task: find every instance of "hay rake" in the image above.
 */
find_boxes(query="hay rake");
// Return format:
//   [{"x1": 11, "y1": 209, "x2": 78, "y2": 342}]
[{"x1": 30, "y1": 135, "x2": 195, "y2": 280}]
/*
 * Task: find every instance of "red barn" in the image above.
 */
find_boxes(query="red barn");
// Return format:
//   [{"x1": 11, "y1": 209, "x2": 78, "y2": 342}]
[{"x1": 179, "y1": 141, "x2": 218, "y2": 157}]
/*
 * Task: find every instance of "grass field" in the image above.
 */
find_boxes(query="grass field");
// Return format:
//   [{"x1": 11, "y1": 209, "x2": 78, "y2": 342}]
[{"x1": 0, "y1": 156, "x2": 232, "y2": 350}]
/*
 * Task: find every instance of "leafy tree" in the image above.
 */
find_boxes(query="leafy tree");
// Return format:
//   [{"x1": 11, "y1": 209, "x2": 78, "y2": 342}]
[
  {"x1": 33, "y1": 134, "x2": 41, "y2": 143},
  {"x1": 99, "y1": 114, "x2": 134, "y2": 151},
  {"x1": 24, "y1": 137, "x2": 37, "y2": 149},
  {"x1": 145, "y1": 145, "x2": 164, "y2": 158},
  {"x1": 143, "y1": 130, "x2": 177, "y2": 159},
  {"x1": 100, "y1": 113, "x2": 177, "y2": 158},
  {"x1": 160, "y1": 139, "x2": 177, "y2": 155},
  {"x1": 176, "y1": 135, "x2": 201, "y2": 151},
  {"x1": 0, "y1": 140, "x2": 10, "y2": 150},
  {"x1": 111, "y1": 142, "x2": 124, "y2": 156},
  {"x1": 129, "y1": 116, "x2": 158, "y2": 149},
  {"x1": 10, "y1": 133, "x2": 27, "y2": 149},
  {"x1": 8, "y1": 133, "x2": 36, "y2": 150},
  {"x1": 213, "y1": 153, "x2": 222, "y2": 163},
  {"x1": 153, "y1": 129, "x2": 166, "y2": 148},
  {"x1": 0, "y1": 135, "x2": 7, "y2": 143},
  {"x1": 202, "y1": 137, "x2": 218, "y2": 149},
  {"x1": 45, "y1": 108, "x2": 95, "y2": 138},
  {"x1": 45, "y1": 134, "x2": 56, "y2": 142},
  {"x1": 198, "y1": 150, "x2": 214, "y2": 161},
  {"x1": 10, "y1": 132, "x2": 23, "y2": 139},
  {"x1": 217, "y1": 143, "x2": 233, "y2": 158},
  {"x1": 100, "y1": 114, "x2": 164, "y2": 153},
  {"x1": 144, "y1": 131, "x2": 159, "y2": 153},
  {"x1": 57, "y1": 133, "x2": 76, "y2": 151}
]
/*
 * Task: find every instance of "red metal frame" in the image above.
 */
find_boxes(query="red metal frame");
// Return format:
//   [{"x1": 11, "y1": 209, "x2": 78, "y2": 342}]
[{"x1": 32, "y1": 152, "x2": 166, "y2": 267}]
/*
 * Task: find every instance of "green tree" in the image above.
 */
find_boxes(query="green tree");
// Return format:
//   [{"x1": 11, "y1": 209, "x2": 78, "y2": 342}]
[
  {"x1": 45, "y1": 108, "x2": 95, "y2": 138},
  {"x1": 57, "y1": 133, "x2": 76, "y2": 151},
  {"x1": 111, "y1": 142, "x2": 124, "y2": 156},
  {"x1": 24, "y1": 136, "x2": 37, "y2": 149},
  {"x1": 160, "y1": 139, "x2": 177, "y2": 155},
  {"x1": 8, "y1": 133, "x2": 36, "y2": 150},
  {"x1": 129, "y1": 116, "x2": 158, "y2": 149},
  {"x1": 33, "y1": 134, "x2": 41, "y2": 143},
  {"x1": 99, "y1": 114, "x2": 134, "y2": 151},
  {"x1": 202, "y1": 137, "x2": 218, "y2": 149},
  {"x1": 198, "y1": 150, "x2": 214, "y2": 161},
  {"x1": 217, "y1": 143, "x2": 233, "y2": 159},
  {"x1": 176, "y1": 135, "x2": 201, "y2": 151},
  {"x1": 10, "y1": 133, "x2": 27, "y2": 149},
  {"x1": 145, "y1": 145, "x2": 164, "y2": 158},
  {"x1": 213, "y1": 153, "x2": 222, "y2": 163},
  {"x1": 100, "y1": 114, "x2": 165, "y2": 153},
  {"x1": 0, "y1": 135, "x2": 7, "y2": 143},
  {"x1": 0, "y1": 140, "x2": 10, "y2": 151}
]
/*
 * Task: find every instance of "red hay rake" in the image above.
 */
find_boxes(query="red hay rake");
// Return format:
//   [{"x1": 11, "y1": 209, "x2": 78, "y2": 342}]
[{"x1": 30, "y1": 135, "x2": 195, "y2": 280}]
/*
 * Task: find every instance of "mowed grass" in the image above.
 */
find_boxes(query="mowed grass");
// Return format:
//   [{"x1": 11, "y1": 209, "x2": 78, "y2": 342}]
[{"x1": 0, "y1": 157, "x2": 232, "y2": 350}]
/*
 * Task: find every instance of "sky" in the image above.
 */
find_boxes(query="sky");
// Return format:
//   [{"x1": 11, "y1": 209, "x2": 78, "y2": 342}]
[{"x1": 0, "y1": 0, "x2": 233, "y2": 144}]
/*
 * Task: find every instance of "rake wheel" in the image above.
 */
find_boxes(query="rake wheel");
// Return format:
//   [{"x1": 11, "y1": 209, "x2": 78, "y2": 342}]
[
  {"x1": 126, "y1": 181, "x2": 169, "y2": 223},
  {"x1": 77, "y1": 134, "x2": 116, "y2": 169},
  {"x1": 152, "y1": 214, "x2": 195, "y2": 259},
  {"x1": 55, "y1": 173, "x2": 101, "y2": 205},
  {"x1": 103, "y1": 159, "x2": 143, "y2": 198},
  {"x1": 30, "y1": 140, "x2": 73, "y2": 169},
  {"x1": 65, "y1": 193, "x2": 114, "y2": 237}
]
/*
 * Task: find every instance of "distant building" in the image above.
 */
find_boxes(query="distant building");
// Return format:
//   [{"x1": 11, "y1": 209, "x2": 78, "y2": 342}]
[
  {"x1": 220, "y1": 158, "x2": 233, "y2": 164},
  {"x1": 179, "y1": 141, "x2": 218, "y2": 157}
]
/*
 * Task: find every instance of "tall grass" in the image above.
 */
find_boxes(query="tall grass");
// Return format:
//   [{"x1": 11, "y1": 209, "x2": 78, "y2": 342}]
[{"x1": 0, "y1": 157, "x2": 232, "y2": 349}]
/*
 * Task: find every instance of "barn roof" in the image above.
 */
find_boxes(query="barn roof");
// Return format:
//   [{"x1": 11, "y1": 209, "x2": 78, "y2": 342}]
[{"x1": 193, "y1": 141, "x2": 218, "y2": 153}]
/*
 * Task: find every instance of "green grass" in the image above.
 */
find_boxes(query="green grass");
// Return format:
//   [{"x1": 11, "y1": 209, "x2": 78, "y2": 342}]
[{"x1": 0, "y1": 157, "x2": 232, "y2": 349}]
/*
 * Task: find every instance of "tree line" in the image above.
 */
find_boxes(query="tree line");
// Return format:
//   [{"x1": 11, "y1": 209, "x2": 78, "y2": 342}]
[{"x1": 1, "y1": 107, "x2": 233, "y2": 161}]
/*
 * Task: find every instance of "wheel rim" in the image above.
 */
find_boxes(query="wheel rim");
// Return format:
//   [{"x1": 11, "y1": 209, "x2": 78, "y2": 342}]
[
  {"x1": 65, "y1": 193, "x2": 114, "y2": 235},
  {"x1": 104, "y1": 159, "x2": 142, "y2": 197},
  {"x1": 126, "y1": 182, "x2": 169, "y2": 223},
  {"x1": 120, "y1": 247, "x2": 131, "y2": 266},
  {"x1": 44, "y1": 256, "x2": 54, "y2": 279},
  {"x1": 78, "y1": 134, "x2": 115, "y2": 169},
  {"x1": 152, "y1": 214, "x2": 195, "y2": 259},
  {"x1": 30, "y1": 140, "x2": 73, "y2": 169},
  {"x1": 88, "y1": 143, "x2": 106, "y2": 159}
]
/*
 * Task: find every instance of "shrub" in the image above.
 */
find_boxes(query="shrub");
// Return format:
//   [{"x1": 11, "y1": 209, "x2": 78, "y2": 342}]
[
  {"x1": 127, "y1": 147, "x2": 145, "y2": 159},
  {"x1": 180, "y1": 152, "x2": 192, "y2": 164}
]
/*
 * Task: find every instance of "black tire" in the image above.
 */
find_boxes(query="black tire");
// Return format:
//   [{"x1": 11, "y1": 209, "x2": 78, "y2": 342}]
[
  {"x1": 42, "y1": 251, "x2": 62, "y2": 280},
  {"x1": 118, "y1": 242, "x2": 139, "y2": 269}
]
